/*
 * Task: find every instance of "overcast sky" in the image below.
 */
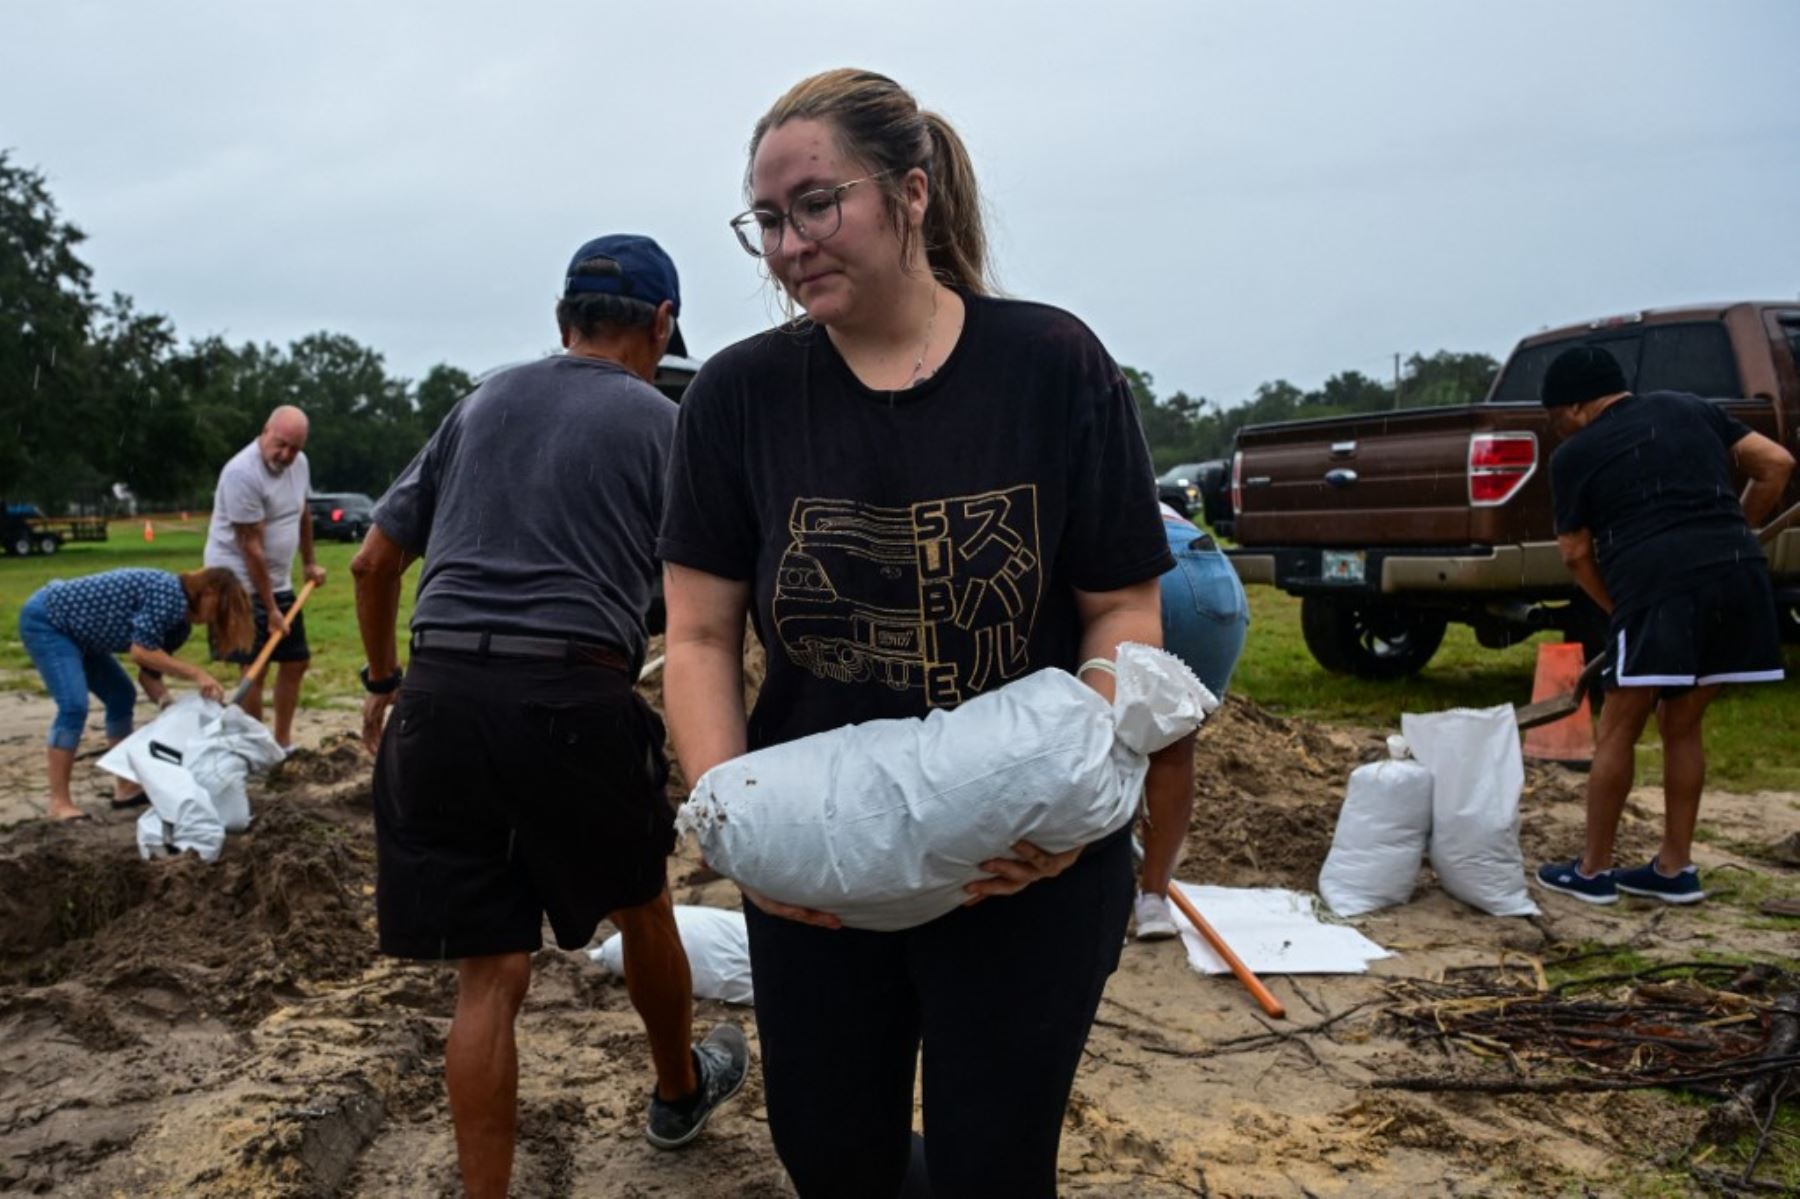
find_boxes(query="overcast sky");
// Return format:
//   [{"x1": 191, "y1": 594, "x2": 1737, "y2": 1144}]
[{"x1": 5, "y1": 1, "x2": 1797, "y2": 406}]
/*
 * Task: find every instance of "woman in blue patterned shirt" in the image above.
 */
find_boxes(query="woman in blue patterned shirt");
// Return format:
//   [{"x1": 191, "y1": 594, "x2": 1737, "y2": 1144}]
[{"x1": 17, "y1": 566, "x2": 253, "y2": 822}]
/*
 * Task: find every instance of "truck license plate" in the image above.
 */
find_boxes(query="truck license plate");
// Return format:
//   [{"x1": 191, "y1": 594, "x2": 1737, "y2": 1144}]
[{"x1": 1322, "y1": 550, "x2": 1366, "y2": 584}]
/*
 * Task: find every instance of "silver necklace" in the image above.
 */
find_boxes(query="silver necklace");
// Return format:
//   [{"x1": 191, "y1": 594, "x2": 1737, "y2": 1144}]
[{"x1": 906, "y1": 285, "x2": 941, "y2": 388}]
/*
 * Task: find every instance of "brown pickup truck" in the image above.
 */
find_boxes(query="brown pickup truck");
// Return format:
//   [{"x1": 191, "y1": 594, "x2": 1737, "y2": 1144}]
[{"x1": 1227, "y1": 301, "x2": 1800, "y2": 678}]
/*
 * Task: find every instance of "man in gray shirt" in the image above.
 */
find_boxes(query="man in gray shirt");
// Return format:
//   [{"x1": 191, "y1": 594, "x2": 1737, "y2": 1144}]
[
  {"x1": 203, "y1": 405, "x2": 324, "y2": 747},
  {"x1": 351, "y1": 235, "x2": 746, "y2": 1196}
]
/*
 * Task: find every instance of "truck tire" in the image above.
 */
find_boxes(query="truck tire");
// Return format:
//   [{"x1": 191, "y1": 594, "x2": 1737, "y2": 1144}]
[
  {"x1": 36, "y1": 535, "x2": 58, "y2": 555},
  {"x1": 1300, "y1": 597, "x2": 1447, "y2": 680},
  {"x1": 9, "y1": 534, "x2": 31, "y2": 557}
]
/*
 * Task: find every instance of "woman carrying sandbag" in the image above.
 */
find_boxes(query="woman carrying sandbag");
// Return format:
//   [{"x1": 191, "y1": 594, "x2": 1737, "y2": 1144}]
[
  {"x1": 660, "y1": 68, "x2": 1179, "y2": 1196},
  {"x1": 18, "y1": 566, "x2": 251, "y2": 822},
  {"x1": 1135, "y1": 502, "x2": 1250, "y2": 939}
]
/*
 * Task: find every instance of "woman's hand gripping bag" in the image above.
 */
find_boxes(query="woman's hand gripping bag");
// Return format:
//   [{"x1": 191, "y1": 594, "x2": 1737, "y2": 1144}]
[{"x1": 676, "y1": 643, "x2": 1218, "y2": 931}]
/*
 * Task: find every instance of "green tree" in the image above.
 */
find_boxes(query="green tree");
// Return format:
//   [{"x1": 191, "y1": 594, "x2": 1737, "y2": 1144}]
[
  {"x1": 416, "y1": 363, "x2": 476, "y2": 433},
  {"x1": 0, "y1": 152, "x2": 98, "y2": 500},
  {"x1": 1401, "y1": 350, "x2": 1500, "y2": 408}
]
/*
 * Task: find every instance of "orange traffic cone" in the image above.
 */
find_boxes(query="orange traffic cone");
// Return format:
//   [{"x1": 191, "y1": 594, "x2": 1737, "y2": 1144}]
[
  {"x1": 1523, "y1": 641, "x2": 1595, "y2": 766},
  {"x1": 143, "y1": 520, "x2": 154, "y2": 543}
]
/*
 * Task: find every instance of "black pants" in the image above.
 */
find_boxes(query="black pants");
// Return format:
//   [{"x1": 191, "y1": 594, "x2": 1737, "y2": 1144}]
[{"x1": 744, "y1": 828, "x2": 1134, "y2": 1198}]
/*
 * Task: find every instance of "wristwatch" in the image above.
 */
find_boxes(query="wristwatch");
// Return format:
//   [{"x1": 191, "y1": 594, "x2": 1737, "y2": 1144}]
[{"x1": 360, "y1": 664, "x2": 404, "y2": 695}]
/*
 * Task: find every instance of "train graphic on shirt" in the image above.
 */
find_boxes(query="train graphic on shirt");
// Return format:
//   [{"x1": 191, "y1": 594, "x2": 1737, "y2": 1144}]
[{"x1": 773, "y1": 487, "x2": 1043, "y2": 708}]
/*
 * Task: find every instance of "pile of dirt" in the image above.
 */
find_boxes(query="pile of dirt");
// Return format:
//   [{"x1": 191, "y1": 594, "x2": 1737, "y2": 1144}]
[{"x1": 0, "y1": 786, "x2": 375, "y2": 1022}]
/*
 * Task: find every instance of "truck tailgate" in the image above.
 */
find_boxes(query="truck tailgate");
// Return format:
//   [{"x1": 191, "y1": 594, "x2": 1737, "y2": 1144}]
[{"x1": 1234, "y1": 406, "x2": 1553, "y2": 547}]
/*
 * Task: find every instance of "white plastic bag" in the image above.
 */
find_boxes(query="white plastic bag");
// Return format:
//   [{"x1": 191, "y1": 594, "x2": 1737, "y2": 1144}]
[
  {"x1": 98, "y1": 695, "x2": 216, "y2": 784},
  {"x1": 128, "y1": 738, "x2": 225, "y2": 862},
  {"x1": 677, "y1": 643, "x2": 1217, "y2": 932},
  {"x1": 1318, "y1": 735, "x2": 1434, "y2": 917},
  {"x1": 1402, "y1": 705, "x2": 1538, "y2": 917},
  {"x1": 186, "y1": 706, "x2": 285, "y2": 832},
  {"x1": 588, "y1": 906, "x2": 754, "y2": 1005},
  {"x1": 108, "y1": 696, "x2": 286, "y2": 856}
]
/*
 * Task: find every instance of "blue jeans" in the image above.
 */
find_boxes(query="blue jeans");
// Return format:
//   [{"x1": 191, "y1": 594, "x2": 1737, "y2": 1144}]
[
  {"x1": 18, "y1": 592, "x2": 137, "y2": 751},
  {"x1": 1160, "y1": 521, "x2": 1250, "y2": 697}
]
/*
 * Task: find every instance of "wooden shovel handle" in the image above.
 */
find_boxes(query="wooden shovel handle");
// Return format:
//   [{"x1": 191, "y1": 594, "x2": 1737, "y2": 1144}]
[
  {"x1": 1166, "y1": 884, "x2": 1287, "y2": 1019},
  {"x1": 229, "y1": 580, "x2": 317, "y2": 705}
]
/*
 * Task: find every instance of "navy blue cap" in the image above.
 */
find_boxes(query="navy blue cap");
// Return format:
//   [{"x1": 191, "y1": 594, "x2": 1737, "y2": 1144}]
[{"x1": 563, "y1": 234, "x2": 686, "y2": 356}]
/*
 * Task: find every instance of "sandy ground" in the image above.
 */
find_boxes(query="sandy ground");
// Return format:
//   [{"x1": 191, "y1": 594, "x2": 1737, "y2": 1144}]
[{"x1": 1, "y1": 660, "x2": 1796, "y2": 1197}]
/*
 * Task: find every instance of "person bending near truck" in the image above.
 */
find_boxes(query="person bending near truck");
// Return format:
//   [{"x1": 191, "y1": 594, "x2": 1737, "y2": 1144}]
[
  {"x1": 18, "y1": 567, "x2": 251, "y2": 821},
  {"x1": 203, "y1": 405, "x2": 326, "y2": 748},
  {"x1": 1534, "y1": 345, "x2": 1794, "y2": 906},
  {"x1": 351, "y1": 235, "x2": 746, "y2": 1199}
]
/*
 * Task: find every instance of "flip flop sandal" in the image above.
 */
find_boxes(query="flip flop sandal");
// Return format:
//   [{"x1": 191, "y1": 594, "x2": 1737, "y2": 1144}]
[{"x1": 54, "y1": 811, "x2": 94, "y2": 824}]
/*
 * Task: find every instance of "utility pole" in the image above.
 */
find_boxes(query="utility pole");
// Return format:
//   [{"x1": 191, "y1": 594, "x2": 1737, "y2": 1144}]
[{"x1": 1393, "y1": 352, "x2": 1403, "y2": 409}]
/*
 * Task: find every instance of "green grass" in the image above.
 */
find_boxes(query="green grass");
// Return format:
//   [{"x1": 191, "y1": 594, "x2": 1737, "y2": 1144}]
[
  {"x1": 1232, "y1": 586, "x2": 1800, "y2": 792},
  {"x1": 0, "y1": 520, "x2": 420, "y2": 708},
  {"x1": 2, "y1": 528, "x2": 1796, "y2": 789}
]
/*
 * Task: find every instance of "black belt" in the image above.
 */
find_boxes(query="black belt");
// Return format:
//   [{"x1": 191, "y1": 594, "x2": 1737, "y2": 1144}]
[{"x1": 410, "y1": 629, "x2": 630, "y2": 673}]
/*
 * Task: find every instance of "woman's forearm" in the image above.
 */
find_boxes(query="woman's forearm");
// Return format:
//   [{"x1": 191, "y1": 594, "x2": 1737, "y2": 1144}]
[
  {"x1": 664, "y1": 637, "x2": 749, "y2": 785},
  {"x1": 129, "y1": 645, "x2": 206, "y2": 681}
]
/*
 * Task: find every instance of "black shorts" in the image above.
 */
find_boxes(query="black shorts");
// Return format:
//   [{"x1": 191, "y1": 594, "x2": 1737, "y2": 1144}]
[
  {"x1": 1608, "y1": 562, "x2": 1786, "y2": 693},
  {"x1": 212, "y1": 589, "x2": 311, "y2": 665},
  {"x1": 374, "y1": 648, "x2": 674, "y2": 960}
]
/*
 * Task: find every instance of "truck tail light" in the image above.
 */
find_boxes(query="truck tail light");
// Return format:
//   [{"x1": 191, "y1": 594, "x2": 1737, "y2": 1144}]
[
  {"x1": 331, "y1": 508, "x2": 344, "y2": 521},
  {"x1": 1230, "y1": 451, "x2": 1244, "y2": 516},
  {"x1": 1468, "y1": 432, "x2": 1537, "y2": 507}
]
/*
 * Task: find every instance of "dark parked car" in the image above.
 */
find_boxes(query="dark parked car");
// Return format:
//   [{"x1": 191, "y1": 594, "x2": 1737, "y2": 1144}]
[
  {"x1": 308, "y1": 493, "x2": 376, "y2": 542},
  {"x1": 1156, "y1": 460, "x2": 1232, "y2": 535}
]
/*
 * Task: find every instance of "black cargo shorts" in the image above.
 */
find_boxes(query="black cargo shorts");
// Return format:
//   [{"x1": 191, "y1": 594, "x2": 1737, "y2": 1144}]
[{"x1": 373, "y1": 647, "x2": 674, "y2": 960}]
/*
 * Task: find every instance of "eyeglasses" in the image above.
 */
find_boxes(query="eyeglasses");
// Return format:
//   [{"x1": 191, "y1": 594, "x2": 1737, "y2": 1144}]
[{"x1": 729, "y1": 173, "x2": 889, "y2": 258}]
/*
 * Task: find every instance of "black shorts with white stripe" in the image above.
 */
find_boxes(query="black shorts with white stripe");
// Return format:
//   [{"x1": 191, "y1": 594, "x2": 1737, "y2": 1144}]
[{"x1": 1606, "y1": 560, "x2": 1786, "y2": 696}]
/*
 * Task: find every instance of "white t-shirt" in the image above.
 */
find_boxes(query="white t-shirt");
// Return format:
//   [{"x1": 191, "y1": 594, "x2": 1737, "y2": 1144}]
[{"x1": 204, "y1": 440, "x2": 311, "y2": 594}]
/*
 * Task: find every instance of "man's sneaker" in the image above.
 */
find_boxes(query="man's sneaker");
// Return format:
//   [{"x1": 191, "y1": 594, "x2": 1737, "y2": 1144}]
[
  {"x1": 1135, "y1": 890, "x2": 1180, "y2": 940},
  {"x1": 1615, "y1": 858, "x2": 1707, "y2": 905},
  {"x1": 645, "y1": 1023, "x2": 750, "y2": 1150},
  {"x1": 1534, "y1": 858, "x2": 1618, "y2": 905}
]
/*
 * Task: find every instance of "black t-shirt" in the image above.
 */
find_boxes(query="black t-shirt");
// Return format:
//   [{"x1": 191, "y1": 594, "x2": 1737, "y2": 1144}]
[
  {"x1": 658, "y1": 292, "x2": 1175, "y2": 752},
  {"x1": 1549, "y1": 390, "x2": 1760, "y2": 615}
]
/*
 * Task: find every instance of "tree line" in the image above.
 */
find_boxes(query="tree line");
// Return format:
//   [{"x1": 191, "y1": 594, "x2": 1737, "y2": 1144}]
[
  {"x1": 1, "y1": 152, "x2": 473, "y2": 511},
  {"x1": 1125, "y1": 350, "x2": 1501, "y2": 471}
]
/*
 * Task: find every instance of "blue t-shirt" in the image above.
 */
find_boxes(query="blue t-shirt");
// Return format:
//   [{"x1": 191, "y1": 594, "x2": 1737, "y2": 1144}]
[{"x1": 39, "y1": 569, "x2": 192, "y2": 656}]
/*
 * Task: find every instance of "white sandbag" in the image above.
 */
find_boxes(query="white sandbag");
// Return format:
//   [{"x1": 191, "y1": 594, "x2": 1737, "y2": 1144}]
[
  {"x1": 98, "y1": 695, "x2": 217, "y2": 784},
  {"x1": 128, "y1": 738, "x2": 225, "y2": 862},
  {"x1": 186, "y1": 706, "x2": 286, "y2": 832},
  {"x1": 588, "y1": 906, "x2": 753, "y2": 1006},
  {"x1": 1318, "y1": 735, "x2": 1434, "y2": 917},
  {"x1": 677, "y1": 643, "x2": 1217, "y2": 932},
  {"x1": 1402, "y1": 705, "x2": 1538, "y2": 917}
]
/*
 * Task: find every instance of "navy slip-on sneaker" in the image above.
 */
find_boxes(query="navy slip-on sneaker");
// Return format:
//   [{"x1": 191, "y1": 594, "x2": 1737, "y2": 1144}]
[
  {"x1": 1534, "y1": 858, "x2": 1618, "y2": 905},
  {"x1": 1614, "y1": 858, "x2": 1707, "y2": 905}
]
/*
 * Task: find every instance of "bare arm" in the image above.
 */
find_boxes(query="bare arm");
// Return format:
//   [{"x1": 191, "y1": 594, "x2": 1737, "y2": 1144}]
[
  {"x1": 967, "y1": 576, "x2": 1169, "y2": 904},
  {"x1": 1558, "y1": 528, "x2": 1614, "y2": 616},
  {"x1": 232, "y1": 521, "x2": 286, "y2": 636},
  {"x1": 350, "y1": 526, "x2": 417, "y2": 752},
  {"x1": 128, "y1": 645, "x2": 224, "y2": 701},
  {"x1": 298, "y1": 504, "x2": 326, "y2": 588},
  {"x1": 662, "y1": 563, "x2": 751, "y2": 784},
  {"x1": 1735, "y1": 430, "x2": 1797, "y2": 527}
]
